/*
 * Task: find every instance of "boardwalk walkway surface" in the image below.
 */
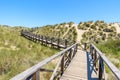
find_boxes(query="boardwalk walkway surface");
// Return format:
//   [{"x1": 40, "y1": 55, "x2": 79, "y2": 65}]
[{"x1": 60, "y1": 49, "x2": 98, "y2": 80}]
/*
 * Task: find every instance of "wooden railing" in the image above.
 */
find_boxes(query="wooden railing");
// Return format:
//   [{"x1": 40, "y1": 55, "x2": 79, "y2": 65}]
[
  {"x1": 10, "y1": 43, "x2": 78, "y2": 80},
  {"x1": 85, "y1": 43, "x2": 120, "y2": 80},
  {"x1": 21, "y1": 30, "x2": 70, "y2": 49}
]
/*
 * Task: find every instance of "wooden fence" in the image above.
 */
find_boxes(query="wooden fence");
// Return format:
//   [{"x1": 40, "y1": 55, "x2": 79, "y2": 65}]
[
  {"x1": 84, "y1": 43, "x2": 120, "y2": 80},
  {"x1": 21, "y1": 30, "x2": 70, "y2": 49},
  {"x1": 10, "y1": 43, "x2": 78, "y2": 80}
]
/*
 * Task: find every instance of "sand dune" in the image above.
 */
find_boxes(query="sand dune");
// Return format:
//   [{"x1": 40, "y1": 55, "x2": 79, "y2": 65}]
[{"x1": 113, "y1": 23, "x2": 120, "y2": 33}]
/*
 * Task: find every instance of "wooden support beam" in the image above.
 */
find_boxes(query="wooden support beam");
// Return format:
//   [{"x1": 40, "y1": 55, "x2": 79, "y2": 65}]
[
  {"x1": 57, "y1": 38, "x2": 60, "y2": 48},
  {"x1": 61, "y1": 55, "x2": 64, "y2": 75},
  {"x1": 40, "y1": 68, "x2": 54, "y2": 72},
  {"x1": 84, "y1": 42, "x2": 87, "y2": 50},
  {"x1": 33, "y1": 71, "x2": 40, "y2": 80},
  {"x1": 98, "y1": 58, "x2": 104, "y2": 80},
  {"x1": 64, "y1": 39, "x2": 68, "y2": 48}
]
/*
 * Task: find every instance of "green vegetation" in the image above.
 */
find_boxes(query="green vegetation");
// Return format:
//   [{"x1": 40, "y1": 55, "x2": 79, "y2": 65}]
[
  {"x1": 96, "y1": 39, "x2": 120, "y2": 68},
  {"x1": 0, "y1": 25, "x2": 59, "y2": 80},
  {"x1": 80, "y1": 21, "x2": 118, "y2": 44},
  {"x1": 96, "y1": 39, "x2": 120, "y2": 79}
]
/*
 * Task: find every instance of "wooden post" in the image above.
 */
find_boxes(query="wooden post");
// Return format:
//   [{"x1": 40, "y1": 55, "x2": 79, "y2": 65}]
[
  {"x1": 94, "y1": 50, "x2": 97, "y2": 69},
  {"x1": 40, "y1": 35, "x2": 41, "y2": 43},
  {"x1": 33, "y1": 71, "x2": 40, "y2": 80},
  {"x1": 41, "y1": 36, "x2": 43, "y2": 45},
  {"x1": 33, "y1": 34, "x2": 35, "y2": 42},
  {"x1": 61, "y1": 55, "x2": 64, "y2": 75},
  {"x1": 30, "y1": 34, "x2": 32, "y2": 41},
  {"x1": 21, "y1": 30, "x2": 23, "y2": 36},
  {"x1": 75, "y1": 43, "x2": 78, "y2": 52},
  {"x1": 69, "y1": 49, "x2": 72, "y2": 61},
  {"x1": 47, "y1": 36, "x2": 50, "y2": 44},
  {"x1": 32, "y1": 34, "x2": 34, "y2": 41},
  {"x1": 90, "y1": 45, "x2": 94, "y2": 59},
  {"x1": 37, "y1": 35, "x2": 39, "y2": 42},
  {"x1": 65, "y1": 39, "x2": 68, "y2": 48},
  {"x1": 57, "y1": 38, "x2": 60, "y2": 48},
  {"x1": 90, "y1": 44, "x2": 92, "y2": 53},
  {"x1": 92, "y1": 48, "x2": 94, "y2": 59},
  {"x1": 45, "y1": 36, "x2": 47, "y2": 46},
  {"x1": 84, "y1": 42, "x2": 87, "y2": 50},
  {"x1": 36, "y1": 34, "x2": 38, "y2": 42},
  {"x1": 29, "y1": 33, "x2": 31, "y2": 40},
  {"x1": 38, "y1": 35, "x2": 41, "y2": 41},
  {"x1": 34, "y1": 34, "x2": 36, "y2": 42},
  {"x1": 98, "y1": 58, "x2": 104, "y2": 80},
  {"x1": 73, "y1": 44, "x2": 77, "y2": 57},
  {"x1": 27, "y1": 33, "x2": 29, "y2": 39},
  {"x1": 51, "y1": 37, "x2": 54, "y2": 47}
]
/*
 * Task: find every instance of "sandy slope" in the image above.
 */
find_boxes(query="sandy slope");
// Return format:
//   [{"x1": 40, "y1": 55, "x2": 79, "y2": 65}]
[
  {"x1": 74, "y1": 24, "x2": 85, "y2": 43},
  {"x1": 113, "y1": 23, "x2": 120, "y2": 33}
]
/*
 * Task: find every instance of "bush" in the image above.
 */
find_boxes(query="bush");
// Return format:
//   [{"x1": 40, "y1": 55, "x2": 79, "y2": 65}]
[{"x1": 91, "y1": 25, "x2": 97, "y2": 30}]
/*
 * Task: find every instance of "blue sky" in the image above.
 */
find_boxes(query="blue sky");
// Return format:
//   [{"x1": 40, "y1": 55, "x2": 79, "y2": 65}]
[{"x1": 0, "y1": 0, "x2": 120, "y2": 27}]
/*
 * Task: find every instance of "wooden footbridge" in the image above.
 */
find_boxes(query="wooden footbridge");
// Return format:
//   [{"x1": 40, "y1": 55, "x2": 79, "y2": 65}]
[{"x1": 10, "y1": 30, "x2": 120, "y2": 80}]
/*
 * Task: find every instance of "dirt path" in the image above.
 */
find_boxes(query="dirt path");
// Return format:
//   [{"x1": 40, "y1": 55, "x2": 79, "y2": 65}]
[{"x1": 74, "y1": 24, "x2": 85, "y2": 43}]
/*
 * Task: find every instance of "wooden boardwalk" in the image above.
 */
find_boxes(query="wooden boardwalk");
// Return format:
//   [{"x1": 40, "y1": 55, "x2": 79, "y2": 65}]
[
  {"x1": 10, "y1": 30, "x2": 120, "y2": 80},
  {"x1": 60, "y1": 49, "x2": 98, "y2": 80}
]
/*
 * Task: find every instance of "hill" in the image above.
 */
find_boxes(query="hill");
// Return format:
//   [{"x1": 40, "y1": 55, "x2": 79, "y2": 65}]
[
  {"x1": 77, "y1": 21, "x2": 120, "y2": 44},
  {"x1": 32, "y1": 22, "x2": 77, "y2": 45},
  {"x1": 0, "y1": 25, "x2": 59, "y2": 80}
]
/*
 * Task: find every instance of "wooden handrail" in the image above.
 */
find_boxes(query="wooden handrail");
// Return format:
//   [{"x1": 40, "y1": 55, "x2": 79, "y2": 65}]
[
  {"x1": 10, "y1": 43, "x2": 78, "y2": 80},
  {"x1": 90, "y1": 43, "x2": 120, "y2": 80},
  {"x1": 21, "y1": 30, "x2": 70, "y2": 49}
]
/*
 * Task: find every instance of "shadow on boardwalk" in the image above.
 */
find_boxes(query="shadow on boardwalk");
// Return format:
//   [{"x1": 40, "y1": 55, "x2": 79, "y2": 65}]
[{"x1": 86, "y1": 51, "x2": 98, "y2": 80}]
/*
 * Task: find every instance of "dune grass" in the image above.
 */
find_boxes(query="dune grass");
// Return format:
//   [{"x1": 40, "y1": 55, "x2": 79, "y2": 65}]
[
  {"x1": 0, "y1": 25, "x2": 59, "y2": 80},
  {"x1": 96, "y1": 39, "x2": 120, "y2": 79},
  {"x1": 96, "y1": 39, "x2": 120, "y2": 69}
]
